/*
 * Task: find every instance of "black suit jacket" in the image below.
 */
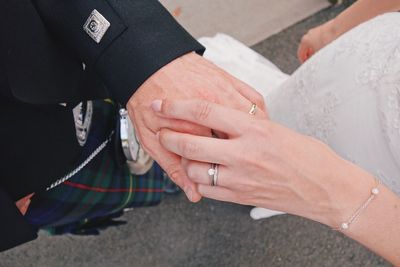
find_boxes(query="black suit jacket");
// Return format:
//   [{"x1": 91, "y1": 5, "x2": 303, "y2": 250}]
[{"x1": 0, "y1": 0, "x2": 204, "y2": 252}]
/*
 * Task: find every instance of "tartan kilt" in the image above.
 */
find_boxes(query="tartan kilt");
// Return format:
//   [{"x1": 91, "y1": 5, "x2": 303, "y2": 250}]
[{"x1": 25, "y1": 100, "x2": 164, "y2": 233}]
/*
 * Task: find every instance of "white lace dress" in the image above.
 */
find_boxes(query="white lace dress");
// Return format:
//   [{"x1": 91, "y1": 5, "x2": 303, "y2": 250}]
[{"x1": 199, "y1": 13, "x2": 400, "y2": 219}]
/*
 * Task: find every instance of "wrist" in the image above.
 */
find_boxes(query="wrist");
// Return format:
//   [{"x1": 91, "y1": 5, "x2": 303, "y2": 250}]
[
  {"x1": 323, "y1": 161, "x2": 377, "y2": 229},
  {"x1": 322, "y1": 18, "x2": 341, "y2": 43}
]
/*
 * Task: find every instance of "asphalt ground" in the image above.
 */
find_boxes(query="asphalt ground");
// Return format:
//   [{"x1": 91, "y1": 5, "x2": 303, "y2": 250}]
[
  {"x1": 0, "y1": 3, "x2": 392, "y2": 267},
  {"x1": 160, "y1": 0, "x2": 330, "y2": 46}
]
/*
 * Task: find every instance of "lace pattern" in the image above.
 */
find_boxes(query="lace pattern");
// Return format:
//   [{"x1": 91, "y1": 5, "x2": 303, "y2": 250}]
[
  {"x1": 271, "y1": 13, "x2": 400, "y2": 194},
  {"x1": 203, "y1": 14, "x2": 400, "y2": 195}
]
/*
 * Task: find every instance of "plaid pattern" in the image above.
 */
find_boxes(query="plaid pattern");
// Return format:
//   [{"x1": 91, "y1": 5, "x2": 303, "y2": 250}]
[{"x1": 24, "y1": 101, "x2": 164, "y2": 233}]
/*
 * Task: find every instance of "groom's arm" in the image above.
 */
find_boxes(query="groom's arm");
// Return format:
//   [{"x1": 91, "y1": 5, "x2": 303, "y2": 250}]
[
  {"x1": 33, "y1": 0, "x2": 205, "y2": 105},
  {"x1": 33, "y1": 0, "x2": 265, "y2": 202}
]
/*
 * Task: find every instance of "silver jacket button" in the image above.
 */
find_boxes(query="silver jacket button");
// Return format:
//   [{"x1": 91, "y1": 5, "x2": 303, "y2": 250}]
[{"x1": 83, "y1": 9, "x2": 111, "y2": 43}]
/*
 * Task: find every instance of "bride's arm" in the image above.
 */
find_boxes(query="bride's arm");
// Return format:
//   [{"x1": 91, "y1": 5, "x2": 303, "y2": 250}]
[
  {"x1": 153, "y1": 99, "x2": 400, "y2": 265},
  {"x1": 344, "y1": 178, "x2": 400, "y2": 265},
  {"x1": 332, "y1": 0, "x2": 400, "y2": 37},
  {"x1": 298, "y1": 0, "x2": 400, "y2": 62}
]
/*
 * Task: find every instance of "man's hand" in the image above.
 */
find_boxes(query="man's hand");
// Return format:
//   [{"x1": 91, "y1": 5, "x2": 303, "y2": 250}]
[{"x1": 127, "y1": 52, "x2": 266, "y2": 202}]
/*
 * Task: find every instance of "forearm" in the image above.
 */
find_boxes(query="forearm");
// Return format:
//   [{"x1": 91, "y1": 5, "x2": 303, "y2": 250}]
[
  {"x1": 331, "y1": 166, "x2": 400, "y2": 265},
  {"x1": 331, "y1": 0, "x2": 400, "y2": 37}
]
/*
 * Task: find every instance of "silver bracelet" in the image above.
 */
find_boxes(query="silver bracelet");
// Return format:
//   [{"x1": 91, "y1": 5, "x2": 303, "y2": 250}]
[{"x1": 338, "y1": 179, "x2": 382, "y2": 231}]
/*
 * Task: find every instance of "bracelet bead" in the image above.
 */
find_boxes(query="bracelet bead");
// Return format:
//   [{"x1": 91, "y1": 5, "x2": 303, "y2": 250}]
[
  {"x1": 338, "y1": 179, "x2": 381, "y2": 231},
  {"x1": 372, "y1": 187, "x2": 379, "y2": 195},
  {"x1": 341, "y1": 223, "x2": 349, "y2": 230}
]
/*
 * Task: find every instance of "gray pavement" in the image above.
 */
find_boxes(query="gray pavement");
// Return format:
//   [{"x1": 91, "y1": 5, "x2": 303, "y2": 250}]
[
  {"x1": 160, "y1": 0, "x2": 330, "y2": 46},
  {"x1": 0, "y1": 4, "x2": 391, "y2": 267}
]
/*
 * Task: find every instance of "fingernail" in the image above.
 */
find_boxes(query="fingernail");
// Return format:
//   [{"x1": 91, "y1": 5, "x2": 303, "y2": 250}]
[{"x1": 151, "y1": 100, "x2": 162, "y2": 112}]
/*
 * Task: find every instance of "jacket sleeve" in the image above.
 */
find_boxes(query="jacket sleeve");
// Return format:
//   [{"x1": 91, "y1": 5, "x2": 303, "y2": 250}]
[
  {"x1": 0, "y1": 188, "x2": 38, "y2": 252},
  {"x1": 32, "y1": 0, "x2": 205, "y2": 106}
]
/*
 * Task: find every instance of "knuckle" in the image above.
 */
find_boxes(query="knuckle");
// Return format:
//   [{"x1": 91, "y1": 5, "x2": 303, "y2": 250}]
[{"x1": 193, "y1": 100, "x2": 212, "y2": 121}]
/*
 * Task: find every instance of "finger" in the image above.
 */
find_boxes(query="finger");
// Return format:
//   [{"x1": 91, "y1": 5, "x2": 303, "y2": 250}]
[
  {"x1": 230, "y1": 76, "x2": 267, "y2": 119},
  {"x1": 197, "y1": 184, "x2": 237, "y2": 203},
  {"x1": 130, "y1": 106, "x2": 212, "y2": 137},
  {"x1": 204, "y1": 59, "x2": 256, "y2": 115},
  {"x1": 132, "y1": 116, "x2": 202, "y2": 202},
  {"x1": 159, "y1": 129, "x2": 230, "y2": 165},
  {"x1": 138, "y1": 106, "x2": 212, "y2": 137},
  {"x1": 182, "y1": 160, "x2": 233, "y2": 188},
  {"x1": 153, "y1": 99, "x2": 251, "y2": 136},
  {"x1": 210, "y1": 72, "x2": 267, "y2": 120},
  {"x1": 305, "y1": 47, "x2": 314, "y2": 61},
  {"x1": 297, "y1": 39, "x2": 308, "y2": 63}
]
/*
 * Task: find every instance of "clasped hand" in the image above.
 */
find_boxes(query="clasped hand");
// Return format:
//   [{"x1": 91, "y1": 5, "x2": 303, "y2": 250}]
[
  {"x1": 128, "y1": 52, "x2": 267, "y2": 202},
  {"x1": 127, "y1": 49, "x2": 374, "y2": 227},
  {"x1": 149, "y1": 98, "x2": 375, "y2": 229},
  {"x1": 128, "y1": 52, "x2": 371, "y2": 229}
]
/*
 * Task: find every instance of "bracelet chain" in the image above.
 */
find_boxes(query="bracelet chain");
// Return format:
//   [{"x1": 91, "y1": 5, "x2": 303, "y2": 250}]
[{"x1": 338, "y1": 179, "x2": 382, "y2": 231}]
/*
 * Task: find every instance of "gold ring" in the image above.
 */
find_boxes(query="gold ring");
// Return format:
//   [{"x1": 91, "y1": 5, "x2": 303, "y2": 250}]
[{"x1": 249, "y1": 104, "x2": 257, "y2": 115}]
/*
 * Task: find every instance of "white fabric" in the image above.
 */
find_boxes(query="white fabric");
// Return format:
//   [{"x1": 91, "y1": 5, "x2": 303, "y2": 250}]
[{"x1": 199, "y1": 13, "x2": 400, "y2": 220}]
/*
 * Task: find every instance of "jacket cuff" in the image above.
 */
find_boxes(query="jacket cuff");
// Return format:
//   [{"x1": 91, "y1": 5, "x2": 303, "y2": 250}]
[
  {"x1": 33, "y1": 0, "x2": 204, "y2": 106},
  {"x1": 0, "y1": 189, "x2": 38, "y2": 252},
  {"x1": 96, "y1": 0, "x2": 205, "y2": 106}
]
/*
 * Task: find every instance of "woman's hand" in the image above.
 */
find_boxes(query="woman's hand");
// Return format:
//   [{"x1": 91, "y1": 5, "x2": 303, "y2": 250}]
[
  {"x1": 298, "y1": 0, "x2": 400, "y2": 64},
  {"x1": 152, "y1": 99, "x2": 376, "y2": 229},
  {"x1": 15, "y1": 193, "x2": 34, "y2": 215},
  {"x1": 128, "y1": 52, "x2": 267, "y2": 203},
  {"x1": 297, "y1": 20, "x2": 338, "y2": 63}
]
